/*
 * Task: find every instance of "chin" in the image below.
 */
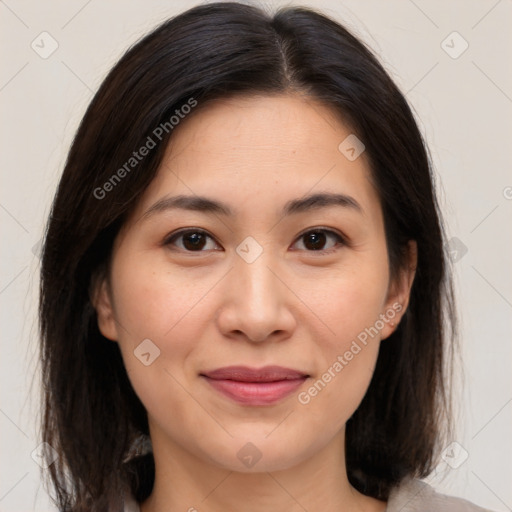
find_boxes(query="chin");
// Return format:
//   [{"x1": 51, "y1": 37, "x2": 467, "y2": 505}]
[{"x1": 197, "y1": 431, "x2": 317, "y2": 474}]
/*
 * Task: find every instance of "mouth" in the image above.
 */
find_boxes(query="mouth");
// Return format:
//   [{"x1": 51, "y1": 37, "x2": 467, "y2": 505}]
[{"x1": 200, "y1": 365, "x2": 310, "y2": 406}]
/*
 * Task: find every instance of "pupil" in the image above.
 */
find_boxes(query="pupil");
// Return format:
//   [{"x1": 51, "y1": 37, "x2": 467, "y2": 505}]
[
  {"x1": 184, "y1": 233, "x2": 205, "y2": 250},
  {"x1": 306, "y1": 232, "x2": 326, "y2": 250}
]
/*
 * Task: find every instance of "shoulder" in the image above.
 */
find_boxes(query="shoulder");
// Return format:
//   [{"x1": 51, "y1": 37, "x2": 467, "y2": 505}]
[
  {"x1": 386, "y1": 477, "x2": 495, "y2": 512},
  {"x1": 122, "y1": 478, "x2": 494, "y2": 512}
]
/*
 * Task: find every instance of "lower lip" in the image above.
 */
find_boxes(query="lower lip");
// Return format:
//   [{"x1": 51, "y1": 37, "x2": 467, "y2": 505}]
[{"x1": 202, "y1": 377, "x2": 307, "y2": 405}]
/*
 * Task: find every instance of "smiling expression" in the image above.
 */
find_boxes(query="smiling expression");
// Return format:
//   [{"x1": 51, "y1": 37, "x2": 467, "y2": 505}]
[{"x1": 93, "y1": 93, "x2": 414, "y2": 473}]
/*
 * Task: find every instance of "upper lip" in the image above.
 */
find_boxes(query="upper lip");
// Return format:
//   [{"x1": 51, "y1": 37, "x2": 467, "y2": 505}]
[{"x1": 201, "y1": 365, "x2": 309, "y2": 382}]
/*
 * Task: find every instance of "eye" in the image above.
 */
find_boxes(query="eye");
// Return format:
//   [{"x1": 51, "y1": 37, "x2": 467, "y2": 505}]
[
  {"x1": 292, "y1": 228, "x2": 346, "y2": 254},
  {"x1": 163, "y1": 227, "x2": 346, "y2": 254},
  {"x1": 163, "y1": 229, "x2": 220, "y2": 252}
]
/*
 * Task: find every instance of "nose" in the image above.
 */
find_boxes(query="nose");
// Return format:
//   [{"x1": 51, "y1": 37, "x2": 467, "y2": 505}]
[{"x1": 215, "y1": 250, "x2": 297, "y2": 343}]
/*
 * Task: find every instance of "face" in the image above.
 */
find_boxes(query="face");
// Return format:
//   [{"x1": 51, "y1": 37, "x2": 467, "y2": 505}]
[{"x1": 94, "y1": 93, "x2": 415, "y2": 473}]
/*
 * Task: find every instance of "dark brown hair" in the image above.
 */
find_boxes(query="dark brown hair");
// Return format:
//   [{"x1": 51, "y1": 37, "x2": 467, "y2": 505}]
[{"x1": 39, "y1": 2, "x2": 456, "y2": 510}]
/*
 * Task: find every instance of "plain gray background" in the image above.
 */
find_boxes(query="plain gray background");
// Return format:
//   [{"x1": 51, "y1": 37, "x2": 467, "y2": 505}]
[{"x1": 1, "y1": 0, "x2": 511, "y2": 510}]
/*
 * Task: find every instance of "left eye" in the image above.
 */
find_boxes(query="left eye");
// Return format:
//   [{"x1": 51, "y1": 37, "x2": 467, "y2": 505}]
[
  {"x1": 292, "y1": 229, "x2": 345, "y2": 253},
  {"x1": 163, "y1": 228, "x2": 345, "y2": 253}
]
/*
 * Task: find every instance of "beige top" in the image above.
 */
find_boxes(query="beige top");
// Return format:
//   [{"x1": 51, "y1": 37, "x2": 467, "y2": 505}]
[{"x1": 123, "y1": 477, "x2": 493, "y2": 511}]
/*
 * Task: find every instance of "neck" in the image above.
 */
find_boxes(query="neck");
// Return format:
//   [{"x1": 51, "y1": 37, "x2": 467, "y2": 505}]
[{"x1": 140, "y1": 427, "x2": 386, "y2": 512}]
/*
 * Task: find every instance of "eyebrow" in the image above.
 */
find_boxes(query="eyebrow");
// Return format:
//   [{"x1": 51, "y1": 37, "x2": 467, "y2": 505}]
[{"x1": 141, "y1": 191, "x2": 363, "y2": 220}]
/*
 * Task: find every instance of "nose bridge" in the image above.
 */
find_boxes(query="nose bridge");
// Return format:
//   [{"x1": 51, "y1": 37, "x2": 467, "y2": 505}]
[
  {"x1": 236, "y1": 247, "x2": 278, "y2": 309},
  {"x1": 217, "y1": 243, "x2": 295, "y2": 341}
]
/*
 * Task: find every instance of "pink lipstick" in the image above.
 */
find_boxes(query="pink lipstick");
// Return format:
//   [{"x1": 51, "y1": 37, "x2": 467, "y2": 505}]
[{"x1": 201, "y1": 365, "x2": 309, "y2": 406}]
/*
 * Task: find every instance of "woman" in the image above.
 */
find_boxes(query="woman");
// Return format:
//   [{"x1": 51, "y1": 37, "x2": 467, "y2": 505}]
[{"x1": 38, "y1": 2, "x2": 492, "y2": 511}]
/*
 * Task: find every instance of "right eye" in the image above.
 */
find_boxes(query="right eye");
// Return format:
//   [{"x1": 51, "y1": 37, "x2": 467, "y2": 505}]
[{"x1": 163, "y1": 229, "x2": 221, "y2": 252}]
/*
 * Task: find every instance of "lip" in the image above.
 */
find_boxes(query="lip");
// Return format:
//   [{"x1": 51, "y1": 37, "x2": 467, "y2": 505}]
[{"x1": 200, "y1": 365, "x2": 309, "y2": 406}]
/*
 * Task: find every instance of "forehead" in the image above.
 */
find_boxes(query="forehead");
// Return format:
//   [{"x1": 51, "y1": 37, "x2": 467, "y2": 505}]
[
  {"x1": 131, "y1": 93, "x2": 380, "y2": 222},
  {"x1": 167, "y1": 93, "x2": 355, "y2": 164}
]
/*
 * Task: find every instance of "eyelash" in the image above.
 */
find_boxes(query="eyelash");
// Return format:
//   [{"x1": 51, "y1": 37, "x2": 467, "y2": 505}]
[{"x1": 162, "y1": 227, "x2": 347, "y2": 255}]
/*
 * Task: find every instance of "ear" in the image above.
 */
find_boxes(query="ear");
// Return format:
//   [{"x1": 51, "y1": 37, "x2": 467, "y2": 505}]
[
  {"x1": 380, "y1": 240, "x2": 417, "y2": 340},
  {"x1": 90, "y1": 272, "x2": 118, "y2": 342}
]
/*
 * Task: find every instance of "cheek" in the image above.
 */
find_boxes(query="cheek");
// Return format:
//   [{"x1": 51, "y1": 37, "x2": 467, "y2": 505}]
[
  {"x1": 307, "y1": 256, "x2": 390, "y2": 348},
  {"x1": 110, "y1": 248, "x2": 218, "y2": 342},
  {"x1": 297, "y1": 285, "x2": 383, "y2": 433},
  {"x1": 295, "y1": 257, "x2": 388, "y2": 417},
  {"x1": 109, "y1": 251, "x2": 214, "y2": 405}
]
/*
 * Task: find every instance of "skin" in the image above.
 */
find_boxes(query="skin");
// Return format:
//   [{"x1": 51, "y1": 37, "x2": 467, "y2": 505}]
[{"x1": 94, "y1": 93, "x2": 416, "y2": 512}]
